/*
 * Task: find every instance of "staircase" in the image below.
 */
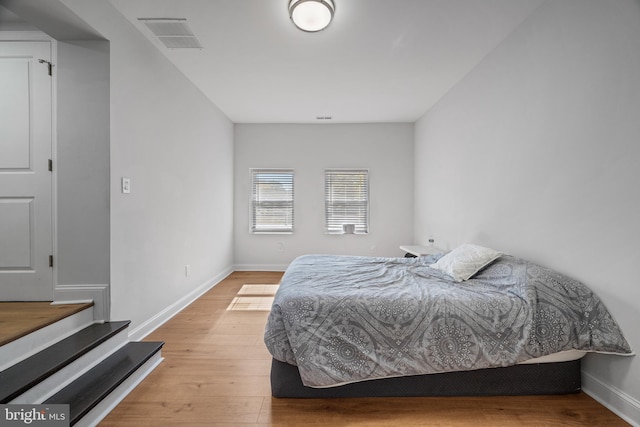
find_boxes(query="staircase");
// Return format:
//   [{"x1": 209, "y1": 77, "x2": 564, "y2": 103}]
[{"x1": 0, "y1": 305, "x2": 164, "y2": 426}]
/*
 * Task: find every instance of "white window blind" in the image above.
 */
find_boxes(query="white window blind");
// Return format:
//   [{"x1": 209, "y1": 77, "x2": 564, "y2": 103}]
[
  {"x1": 325, "y1": 169, "x2": 369, "y2": 234},
  {"x1": 250, "y1": 169, "x2": 294, "y2": 233}
]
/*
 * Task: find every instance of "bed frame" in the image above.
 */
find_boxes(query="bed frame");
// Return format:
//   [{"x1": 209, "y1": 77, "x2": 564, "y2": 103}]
[{"x1": 270, "y1": 358, "x2": 581, "y2": 398}]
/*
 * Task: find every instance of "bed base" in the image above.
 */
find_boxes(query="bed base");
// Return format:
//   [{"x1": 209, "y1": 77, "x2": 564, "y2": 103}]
[{"x1": 270, "y1": 358, "x2": 581, "y2": 398}]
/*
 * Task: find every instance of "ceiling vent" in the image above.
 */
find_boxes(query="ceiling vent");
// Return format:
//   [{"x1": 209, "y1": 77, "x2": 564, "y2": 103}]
[{"x1": 138, "y1": 18, "x2": 203, "y2": 49}]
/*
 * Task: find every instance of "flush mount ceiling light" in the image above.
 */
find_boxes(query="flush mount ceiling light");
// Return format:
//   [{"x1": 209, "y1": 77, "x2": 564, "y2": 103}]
[{"x1": 289, "y1": 0, "x2": 335, "y2": 32}]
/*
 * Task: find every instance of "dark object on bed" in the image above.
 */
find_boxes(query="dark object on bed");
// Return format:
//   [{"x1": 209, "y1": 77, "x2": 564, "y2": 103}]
[
  {"x1": 271, "y1": 358, "x2": 581, "y2": 398},
  {"x1": 271, "y1": 359, "x2": 581, "y2": 398}
]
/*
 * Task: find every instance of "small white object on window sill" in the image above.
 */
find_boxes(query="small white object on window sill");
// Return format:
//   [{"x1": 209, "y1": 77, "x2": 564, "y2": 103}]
[{"x1": 342, "y1": 224, "x2": 355, "y2": 234}]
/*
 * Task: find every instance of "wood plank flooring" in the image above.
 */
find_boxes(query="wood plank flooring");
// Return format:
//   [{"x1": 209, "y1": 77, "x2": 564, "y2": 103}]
[
  {"x1": 99, "y1": 271, "x2": 629, "y2": 426},
  {"x1": 0, "y1": 301, "x2": 94, "y2": 346}
]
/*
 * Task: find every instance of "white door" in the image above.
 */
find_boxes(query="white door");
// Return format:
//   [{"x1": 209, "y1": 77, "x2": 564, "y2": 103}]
[{"x1": 0, "y1": 41, "x2": 53, "y2": 301}]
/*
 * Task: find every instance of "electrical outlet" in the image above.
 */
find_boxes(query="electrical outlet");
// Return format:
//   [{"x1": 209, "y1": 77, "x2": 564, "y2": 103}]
[
  {"x1": 185, "y1": 264, "x2": 191, "y2": 277},
  {"x1": 121, "y1": 177, "x2": 131, "y2": 194}
]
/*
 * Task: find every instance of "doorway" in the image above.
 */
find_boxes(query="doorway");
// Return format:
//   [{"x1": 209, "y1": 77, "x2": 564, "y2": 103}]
[{"x1": 0, "y1": 41, "x2": 53, "y2": 300}]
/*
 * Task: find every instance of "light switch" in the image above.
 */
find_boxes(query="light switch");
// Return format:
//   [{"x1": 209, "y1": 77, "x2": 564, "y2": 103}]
[{"x1": 121, "y1": 177, "x2": 131, "y2": 194}]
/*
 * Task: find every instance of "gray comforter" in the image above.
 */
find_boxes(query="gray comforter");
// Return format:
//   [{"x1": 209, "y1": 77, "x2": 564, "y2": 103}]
[{"x1": 264, "y1": 254, "x2": 632, "y2": 388}]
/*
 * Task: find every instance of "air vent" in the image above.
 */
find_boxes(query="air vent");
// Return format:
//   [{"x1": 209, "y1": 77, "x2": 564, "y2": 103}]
[{"x1": 138, "y1": 18, "x2": 203, "y2": 49}]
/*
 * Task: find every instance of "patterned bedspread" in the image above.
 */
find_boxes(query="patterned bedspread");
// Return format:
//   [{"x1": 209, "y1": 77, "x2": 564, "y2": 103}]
[{"x1": 264, "y1": 254, "x2": 632, "y2": 388}]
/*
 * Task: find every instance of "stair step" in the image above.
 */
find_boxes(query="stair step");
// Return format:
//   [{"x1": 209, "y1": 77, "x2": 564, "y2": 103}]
[
  {"x1": 0, "y1": 302, "x2": 94, "y2": 347},
  {"x1": 45, "y1": 341, "x2": 164, "y2": 426},
  {"x1": 0, "y1": 321, "x2": 130, "y2": 403},
  {"x1": 0, "y1": 305, "x2": 95, "y2": 372}
]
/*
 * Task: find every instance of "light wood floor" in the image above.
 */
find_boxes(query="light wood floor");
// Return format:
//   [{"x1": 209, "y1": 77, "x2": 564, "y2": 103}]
[
  {"x1": 0, "y1": 301, "x2": 94, "y2": 346},
  {"x1": 100, "y1": 271, "x2": 629, "y2": 426}
]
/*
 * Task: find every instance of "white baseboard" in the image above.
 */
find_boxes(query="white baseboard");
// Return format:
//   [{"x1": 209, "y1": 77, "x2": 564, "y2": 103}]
[
  {"x1": 127, "y1": 266, "x2": 234, "y2": 342},
  {"x1": 582, "y1": 371, "x2": 640, "y2": 426},
  {"x1": 54, "y1": 284, "x2": 109, "y2": 322},
  {"x1": 233, "y1": 264, "x2": 288, "y2": 272}
]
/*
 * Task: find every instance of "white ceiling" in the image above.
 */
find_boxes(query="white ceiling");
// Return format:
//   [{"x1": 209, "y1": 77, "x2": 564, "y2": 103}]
[
  {"x1": 109, "y1": 0, "x2": 544, "y2": 124},
  {"x1": 0, "y1": 4, "x2": 37, "y2": 30}
]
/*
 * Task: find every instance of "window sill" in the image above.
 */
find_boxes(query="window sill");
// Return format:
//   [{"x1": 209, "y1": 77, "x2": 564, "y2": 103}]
[
  {"x1": 251, "y1": 231, "x2": 294, "y2": 235},
  {"x1": 325, "y1": 232, "x2": 368, "y2": 235}
]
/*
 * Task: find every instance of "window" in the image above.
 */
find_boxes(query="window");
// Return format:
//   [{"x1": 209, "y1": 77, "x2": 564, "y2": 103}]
[
  {"x1": 250, "y1": 169, "x2": 294, "y2": 233},
  {"x1": 325, "y1": 169, "x2": 369, "y2": 234}
]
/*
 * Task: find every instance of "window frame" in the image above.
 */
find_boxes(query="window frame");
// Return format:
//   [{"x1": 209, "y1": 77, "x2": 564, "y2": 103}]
[
  {"x1": 249, "y1": 168, "x2": 294, "y2": 234},
  {"x1": 324, "y1": 169, "x2": 369, "y2": 235}
]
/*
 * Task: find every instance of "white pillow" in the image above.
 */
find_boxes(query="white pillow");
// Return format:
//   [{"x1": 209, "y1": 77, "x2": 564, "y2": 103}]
[{"x1": 432, "y1": 243, "x2": 502, "y2": 282}]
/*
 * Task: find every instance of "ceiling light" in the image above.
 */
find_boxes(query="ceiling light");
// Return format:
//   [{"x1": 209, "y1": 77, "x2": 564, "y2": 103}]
[{"x1": 289, "y1": 0, "x2": 335, "y2": 32}]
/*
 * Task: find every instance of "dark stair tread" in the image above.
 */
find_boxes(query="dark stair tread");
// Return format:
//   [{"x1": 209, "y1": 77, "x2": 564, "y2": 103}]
[
  {"x1": 45, "y1": 341, "x2": 164, "y2": 425},
  {"x1": 0, "y1": 321, "x2": 131, "y2": 403}
]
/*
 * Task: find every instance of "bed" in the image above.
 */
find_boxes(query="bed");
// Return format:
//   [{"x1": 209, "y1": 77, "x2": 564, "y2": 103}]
[{"x1": 264, "y1": 244, "x2": 633, "y2": 398}]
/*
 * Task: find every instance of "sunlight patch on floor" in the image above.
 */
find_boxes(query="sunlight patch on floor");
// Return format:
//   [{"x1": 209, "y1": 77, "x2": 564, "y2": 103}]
[
  {"x1": 236, "y1": 284, "x2": 280, "y2": 296},
  {"x1": 226, "y1": 296, "x2": 275, "y2": 311},
  {"x1": 227, "y1": 284, "x2": 279, "y2": 311}
]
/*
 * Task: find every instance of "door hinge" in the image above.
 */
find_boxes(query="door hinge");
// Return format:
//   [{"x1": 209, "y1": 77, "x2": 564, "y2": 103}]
[
  {"x1": 48, "y1": 159, "x2": 53, "y2": 172},
  {"x1": 49, "y1": 255, "x2": 54, "y2": 268},
  {"x1": 38, "y1": 59, "x2": 53, "y2": 76}
]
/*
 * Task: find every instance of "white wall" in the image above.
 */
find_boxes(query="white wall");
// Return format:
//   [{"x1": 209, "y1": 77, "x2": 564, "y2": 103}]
[
  {"x1": 56, "y1": 40, "x2": 110, "y2": 287},
  {"x1": 55, "y1": 39, "x2": 111, "y2": 319},
  {"x1": 414, "y1": 0, "x2": 640, "y2": 422},
  {"x1": 57, "y1": 0, "x2": 235, "y2": 335},
  {"x1": 234, "y1": 123, "x2": 414, "y2": 269}
]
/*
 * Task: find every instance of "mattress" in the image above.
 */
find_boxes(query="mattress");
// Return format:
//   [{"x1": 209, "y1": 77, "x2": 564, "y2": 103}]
[{"x1": 519, "y1": 349, "x2": 585, "y2": 364}]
